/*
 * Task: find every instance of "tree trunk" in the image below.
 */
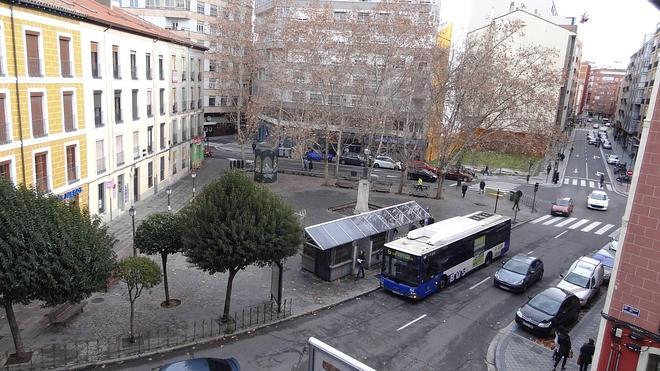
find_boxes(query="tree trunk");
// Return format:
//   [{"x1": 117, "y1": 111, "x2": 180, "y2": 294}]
[
  {"x1": 161, "y1": 253, "x2": 170, "y2": 304},
  {"x1": 239, "y1": 142, "x2": 246, "y2": 165},
  {"x1": 129, "y1": 299, "x2": 136, "y2": 343},
  {"x1": 4, "y1": 300, "x2": 26, "y2": 358},
  {"x1": 435, "y1": 174, "x2": 446, "y2": 199},
  {"x1": 222, "y1": 269, "x2": 238, "y2": 322},
  {"x1": 334, "y1": 129, "x2": 343, "y2": 179},
  {"x1": 397, "y1": 168, "x2": 407, "y2": 194},
  {"x1": 323, "y1": 132, "x2": 330, "y2": 186}
]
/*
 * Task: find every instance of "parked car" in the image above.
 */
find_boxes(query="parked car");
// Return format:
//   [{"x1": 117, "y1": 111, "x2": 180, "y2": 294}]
[
  {"x1": 493, "y1": 254, "x2": 544, "y2": 292},
  {"x1": 591, "y1": 248, "x2": 614, "y2": 282},
  {"x1": 515, "y1": 287, "x2": 581, "y2": 336},
  {"x1": 593, "y1": 123, "x2": 599, "y2": 129},
  {"x1": 551, "y1": 197, "x2": 574, "y2": 216},
  {"x1": 443, "y1": 168, "x2": 473, "y2": 182},
  {"x1": 587, "y1": 190, "x2": 609, "y2": 211},
  {"x1": 339, "y1": 152, "x2": 365, "y2": 166},
  {"x1": 606, "y1": 155, "x2": 620, "y2": 164},
  {"x1": 587, "y1": 135, "x2": 597, "y2": 145},
  {"x1": 411, "y1": 160, "x2": 439, "y2": 174},
  {"x1": 556, "y1": 256, "x2": 604, "y2": 306},
  {"x1": 371, "y1": 155, "x2": 402, "y2": 170},
  {"x1": 158, "y1": 357, "x2": 241, "y2": 371},
  {"x1": 407, "y1": 168, "x2": 438, "y2": 182},
  {"x1": 602, "y1": 141, "x2": 612, "y2": 149},
  {"x1": 605, "y1": 122, "x2": 611, "y2": 127},
  {"x1": 306, "y1": 150, "x2": 334, "y2": 162}
]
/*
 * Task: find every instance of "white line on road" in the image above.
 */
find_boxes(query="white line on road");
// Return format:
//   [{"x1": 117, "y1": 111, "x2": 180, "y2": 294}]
[
  {"x1": 595, "y1": 224, "x2": 615, "y2": 235},
  {"x1": 581, "y1": 221, "x2": 602, "y2": 232},
  {"x1": 554, "y1": 231, "x2": 568, "y2": 239},
  {"x1": 386, "y1": 175, "x2": 399, "y2": 178},
  {"x1": 589, "y1": 181, "x2": 595, "y2": 188},
  {"x1": 469, "y1": 277, "x2": 491, "y2": 290},
  {"x1": 572, "y1": 179, "x2": 578, "y2": 186},
  {"x1": 543, "y1": 217, "x2": 563, "y2": 226},
  {"x1": 527, "y1": 251, "x2": 534, "y2": 255},
  {"x1": 569, "y1": 219, "x2": 590, "y2": 229},
  {"x1": 530, "y1": 215, "x2": 552, "y2": 224},
  {"x1": 397, "y1": 314, "x2": 427, "y2": 331},
  {"x1": 555, "y1": 217, "x2": 577, "y2": 227},
  {"x1": 606, "y1": 185, "x2": 613, "y2": 191},
  {"x1": 586, "y1": 163, "x2": 589, "y2": 180}
]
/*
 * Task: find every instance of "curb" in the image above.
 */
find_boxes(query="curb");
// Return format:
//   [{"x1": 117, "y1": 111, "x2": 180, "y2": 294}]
[
  {"x1": 63, "y1": 284, "x2": 382, "y2": 370},
  {"x1": 485, "y1": 321, "x2": 515, "y2": 371}
]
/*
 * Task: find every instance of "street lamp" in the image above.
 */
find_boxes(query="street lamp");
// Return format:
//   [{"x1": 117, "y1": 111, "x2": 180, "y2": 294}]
[
  {"x1": 191, "y1": 172, "x2": 197, "y2": 199},
  {"x1": 128, "y1": 206, "x2": 137, "y2": 256},
  {"x1": 166, "y1": 187, "x2": 172, "y2": 211}
]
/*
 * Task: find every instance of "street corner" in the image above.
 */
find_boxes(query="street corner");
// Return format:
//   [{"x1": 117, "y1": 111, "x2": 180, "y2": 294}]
[{"x1": 493, "y1": 321, "x2": 556, "y2": 371}]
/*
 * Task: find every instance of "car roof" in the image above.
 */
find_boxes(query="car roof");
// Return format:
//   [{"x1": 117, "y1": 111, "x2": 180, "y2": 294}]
[
  {"x1": 538, "y1": 287, "x2": 571, "y2": 301},
  {"x1": 590, "y1": 190, "x2": 607, "y2": 196},
  {"x1": 556, "y1": 197, "x2": 572, "y2": 202}
]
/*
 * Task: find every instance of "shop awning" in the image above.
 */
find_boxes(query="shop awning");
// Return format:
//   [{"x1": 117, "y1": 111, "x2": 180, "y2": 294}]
[{"x1": 305, "y1": 201, "x2": 430, "y2": 250}]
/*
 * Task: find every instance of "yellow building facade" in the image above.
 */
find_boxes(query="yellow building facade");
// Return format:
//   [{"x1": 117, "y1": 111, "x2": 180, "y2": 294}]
[{"x1": 0, "y1": 3, "x2": 88, "y2": 207}]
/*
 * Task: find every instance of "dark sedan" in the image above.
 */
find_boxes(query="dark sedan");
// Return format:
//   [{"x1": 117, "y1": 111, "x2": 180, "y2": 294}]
[
  {"x1": 493, "y1": 254, "x2": 544, "y2": 292},
  {"x1": 515, "y1": 287, "x2": 581, "y2": 336},
  {"x1": 339, "y1": 152, "x2": 365, "y2": 166},
  {"x1": 407, "y1": 169, "x2": 438, "y2": 182}
]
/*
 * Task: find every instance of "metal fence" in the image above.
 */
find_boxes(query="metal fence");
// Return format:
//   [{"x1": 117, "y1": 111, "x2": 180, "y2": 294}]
[{"x1": 3, "y1": 299, "x2": 292, "y2": 370}]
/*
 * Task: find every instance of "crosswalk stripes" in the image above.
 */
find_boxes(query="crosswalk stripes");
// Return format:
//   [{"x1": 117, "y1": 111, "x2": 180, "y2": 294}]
[
  {"x1": 555, "y1": 217, "x2": 577, "y2": 227},
  {"x1": 528, "y1": 215, "x2": 618, "y2": 236},
  {"x1": 581, "y1": 221, "x2": 602, "y2": 232},
  {"x1": 589, "y1": 181, "x2": 595, "y2": 188},
  {"x1": 542, "y1": 217, "x2": 564, "y2": 226},
  {"x1": 530, "y1": 215, "x2": 552, "y2": 224},
  {"x1": 564, "y1": 177, "x2": 615, "y2": 191},
  {"x1": 595, "y1": 224, "x2": 615, "y2": 235},
  {"x1": 606, "y1": 185, "x2": 613, "y2": 191},
  {"x1": 568, "y1": 219, "x2": 591, "y2": 229}
]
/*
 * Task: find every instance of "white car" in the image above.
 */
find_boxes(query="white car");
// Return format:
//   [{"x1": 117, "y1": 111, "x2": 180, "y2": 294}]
[
  {"x1": 609, "y1": 236, "x2": 618, "y2": 251},
  {"x1": 605, "y1": 122, "x2": 611, "y2": 127},
  {"x1": 556, "y1": 256, "x2": 604, "y2": 306},
  {"x1": 372, "y1": 155, "x2": 402, "y2": 170},
  {"x1": 606, "y1": 155, "x2": 619, "y2": 164},
  {"x1": 602, "y1": 141, "x2": 612, "y2": 149},
  {"x1": 593, "y1": 123, "x2": 599, "y2": 129},
  {"x1": 587, "y1": 190, "x2": 609, "y2": 210}
]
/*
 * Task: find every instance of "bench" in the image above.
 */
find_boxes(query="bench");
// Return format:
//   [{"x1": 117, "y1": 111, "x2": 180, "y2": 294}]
[
  {"x1": 335, "y1": 178, "x2": 358, "y2": 189},
  {"x1": 47, "y1": 301, "x2": 87, "y2": 326},
  {"x1": 371, "y1": 181, "x2": 392, "y2": 193}
]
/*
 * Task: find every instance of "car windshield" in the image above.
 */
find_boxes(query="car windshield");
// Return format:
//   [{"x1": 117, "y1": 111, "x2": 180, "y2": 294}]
[
  {"x1": 503, "y1": 259, "x2": 529, "y2": 275},
  {"x1": 590, "y1": 193, "x2": 607, "y2": 200},
  {"x1": 564, "y1": 272, "x2": 590, "y2": 288},
  {"x1": 556, "y1": 199, "x2": 570, "y2": 206},
  {"x1": 527, "y1": 293, "x2": 561, "y2": 316}
]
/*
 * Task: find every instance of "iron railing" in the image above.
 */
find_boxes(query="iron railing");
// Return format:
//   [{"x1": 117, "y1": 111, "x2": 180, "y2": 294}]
[
  {"x1": 96, "y1": 158, "x2": 106, "y2": 174},
  {"x1": 27, "y1": 57, "x2": 41, "y2": 77}
]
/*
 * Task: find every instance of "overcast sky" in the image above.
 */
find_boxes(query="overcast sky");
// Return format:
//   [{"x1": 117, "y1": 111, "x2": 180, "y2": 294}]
[{"x1": 553, "y1": 0, "x2": 660, "y2": 68}]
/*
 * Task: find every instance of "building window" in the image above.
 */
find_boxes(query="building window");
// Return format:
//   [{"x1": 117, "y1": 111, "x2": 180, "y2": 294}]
[
  {"x1": 116, "y1": 135, "x2": 124, "y2": 166},
  {"x1": 210, "y1": 4, "x2": 217, "y2": 16},
  {"x1": 147, "y1": 90, "x2": 153, "y2": 117},
  {"x1": 29, "y1": 92, "x2": 45, "y2": 138},
  {"x1": 91, "y1": 42, "x2": 100, "y2": 78},
  {"x1": 158, "y1": 55, "x2": 164, "y2": 80},
  {"x1": 59, "y1": 36, "x2": 72, "y2": 77},
  {"x1": 94, "y1": 91, "x2": 103, "y2": 128},
  {"x1": 62, "y1": 91, "x2": 75, "y2": 132},
  {"x1": 172, "y1": 119, "x2": 178, "y2": 144},
  {"x1": 112, "y1": 45, "x2": 120, "y2": 79},
  {"x1": 0, "y1": 160, "x2": 10, "y2": 182},
  {"x1": 197, "y1": 23, "x2": 205, "y2": 33},
  {"x1": 114, "y1": 90, "x2": 122, "y2": 123},
  {"x1": 172, "y1": 88, "x2": 177, "y2": 113},
  {"x1": 133, "y1": 131, "x2": 140, "y2": 160},
  {"x1": 159, "y1": 156, "x2": 165, "y2": 181},
  {"x1": 147, "y1": 161, "x2": 154, "y2": 188},
  {"x1": 147, "y1": 126, "x2": 153, "y2": 154},
  {"x1": 34, "y1": 151, "x2": 48, "y2": 191},
  {"x1": 209, "y1": 96, "x2": 216, "y2": 106},
  {"x1": 66, "y1": 144, "x2": 78, "y2": 184},
  {"x1": 97, "y1": 183, "x2": 105, "y2": 214},
  {"x1": 130, "y1": 51, "x2": 137, "y2": 79},
  {"x1": 197, "y1": 1, "x2": 204, "y2": 14},
  {"x1": 25, "y1": 31, "x2": 41, "y2": 77},
  {"x1": 96, "y1": 140, "x2": 105, "y2": 174},
  {"x1": 132, "y1": 89, "x2": 139, "y2": 120},
  {"x1": 160, "y1": 122, "x2": 166, "y2": 149},
  {"x1": 145, "y1": 53, "x2": 152, "y2": 80},
  {"x1": 0, "y1": 93, "x2": 9, "y2": 144},
  {"x1": 159, "y1": 88, "x2": 165, "y2": 115}
]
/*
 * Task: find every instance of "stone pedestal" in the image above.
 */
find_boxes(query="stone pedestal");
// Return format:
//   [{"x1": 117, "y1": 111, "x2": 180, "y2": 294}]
[{"x1": 354, "y1": 179, "x2": 370, "y2": 214}]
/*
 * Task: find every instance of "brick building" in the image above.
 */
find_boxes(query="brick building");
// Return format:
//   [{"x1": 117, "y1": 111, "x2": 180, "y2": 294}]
[
  {"x1": 574, "y1": 61, "x2": 591, "y2": 116},
  {"x1": 584, "y1": 67, "x2": 625, "y2": 119},
  {"x1": 592, "y1": 62, "x2": 660, "y2": 370}
]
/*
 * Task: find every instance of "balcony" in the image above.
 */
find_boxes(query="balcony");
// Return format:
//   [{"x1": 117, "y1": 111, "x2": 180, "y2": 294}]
[
  {"x1": 97, "y1": 157, "x2": 106, "y2": 174},
  {"x1": 133, "y1": 146, "x2": 140, "y2": 160},
  {"x1": 66, "y1": 165, "x2": 79, "y2": 184},
  {"x1": 147, "y1": 105, "x2": 153, "y2": 117},
  {"x1": 172, "y1": 103, "x2": 178, "y2": 114},
  {"x1": 94, "y1": 107, "x2": 103, "y2": 128},
  {"x1": 64, "y1": 114, "x2": 76, "y2": 132},
  {"x1": 34, "y1": 175, "x2": 50, "y2": 192},
  {"x1": 0, "y1": 123, "x2": 9, "y2": 144},
  {"x1": 182, "y1": 71, "x2": 187, "y2": 81},
  {"x1": 182, "y1": 101, "x2": 187, "y2": 111},
  {"x1": 61, "y1": 60, "x2": 72, "y2": 77},
  {"x1": 27, "y1": 57, "x2": 41, "y2": 77},
  {"x1": 113, "y1": 64, "x2": 121, "y2": 79},
  {"x1": 92, "y1": 62, "x2": 101, "y2": 79},
  {"x1": 116, "y1": 151, "x2": 125, "y2": 166},
  {"x1": 31, "y1": 119, "x2": 46, "y2": 138},
  {"x1": 131, "y1": 66, "x2": 138, "y2": 80}
]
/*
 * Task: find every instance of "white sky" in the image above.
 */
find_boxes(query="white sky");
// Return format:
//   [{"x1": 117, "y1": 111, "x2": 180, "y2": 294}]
[{"x1": 553, "y1": 0, "x2": 660, "y2": 68}]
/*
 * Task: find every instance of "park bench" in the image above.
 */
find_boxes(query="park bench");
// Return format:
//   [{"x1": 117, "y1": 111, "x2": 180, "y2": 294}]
[
  {"x1": 47, "y1": 301, "x2": 87, "y2": 326},
  {"x1": 409, "y1": 185, "x2": 430, "y2": 198},
  {"x1": 371, "y1": 181, "x2": 392, "y2": 193},
  {"x1": 335, "y1": 178, "x2": 358, "y2": 189}
]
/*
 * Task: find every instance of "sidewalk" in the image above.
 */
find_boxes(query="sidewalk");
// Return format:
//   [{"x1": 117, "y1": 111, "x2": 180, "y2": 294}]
[
  {"x1": 490, "y1": 291, "x2": 604, "y2": 371},
  {"x1": 0, "y1": 154, "x2": 536, "y2": 367}
]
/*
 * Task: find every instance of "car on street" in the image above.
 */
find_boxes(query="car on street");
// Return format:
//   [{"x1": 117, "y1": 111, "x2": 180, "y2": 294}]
[
  {"x1": 606, "y1": 154, "x2": 620, "y2": 164},
  {"x1": 556, "y1": 256, "x2": 604, "y2": 306},
  {"x1": 339, "y1": 152, "x2": 366, "y2": 166},
  {"x1": 587, "y1": 134, "x2": 597, "y2": 145},
  {"x1": 407, "y1": 168, "x2": 438, "y2": 182},
  {"x1": 605, "y1": 122, "x2": 611, "y2": 127},
  {"x1": 493, "y1": 254, "x2": 544, "y2": 292},
  {"x1": 306, "y1": 150, "x2": 334, "y2": 162},
  {"x1": 515, "y1": 287, "x2": 581, "y2": 336},
  {"x1": 371, "y1": 155, "x2": 402, "y2": 170},
  {"x1": 587, "y1": 190, "x2": 609, "y2": 210},
  {"x1": 443, "y1": 168, "x2": 474, "y2": 182},
  {"x1": 410, "y1": 160, "x2": 439, "y2": 174},
  {"x1": 602, "y1": 141, "x2": 612, "y2": 149},
  {"x1": 591, "y1": 248, "x2": 615, "y2": 282},
  {"x1": 551, "y1": 197, "x2": 574, "y2": 216},
  {"x1": 158, "y1": 357, "x2": 241, "y2": 371},
  {"x1": 593, "y1": 123, "x2": 599, "y2": 128}
]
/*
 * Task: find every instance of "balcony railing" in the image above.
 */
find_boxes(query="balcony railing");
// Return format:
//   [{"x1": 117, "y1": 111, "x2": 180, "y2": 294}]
[
  {"x1": 94, "y1": 107, "x2": 103, "y2": 128},
  {"x1": 31, "y1": 118, "x2": 46, "y2": 138},
  {"x1": 172, "y1": 103, "x2": 177, "y2": 114},
  {"x1": 133, "y1": 146, "x2": 140, "y2": 160},
  {"x1": 198, "y1": 72, "x2": 201, "y2": 81},
  {"x1": 92, "y1": 62, "x2": 101, "y2": 78},
  {"x1": 60, "y1": 60, "x2": 72, "y2": 77},
  {"x1": 27, "y1": 57, "x2": 41, "y2": 77},
  {"x1": 191, "y1": 72, "x2": 195, "y2": 81},
  {"x1": 146, "y1": 69, "x2": 152, "y2": 80},
  {"x1": 113, "y1": 64, "x2": 121, "y2": 79},
  {"x1": 147, "y1": 105, "x2": 153, "y2": 117},
  {"x1": 35, "y1": 175, "x2": 50, "y2": 192},
  {"x1": 116, "y1": 151, "x2": 125, "y2": 166},
  {"x1": 66, "y1": 165, "x2": 79, "y2": 184},
  {"x1": 131, "y1": 66, "x2": 138, "y2": 80},
  {"x1": 64, "y1": 114, "x2": 76, "y2": 132},
  {"x1": 97, "y1": 158, "x2": 106, "y2": 174}
]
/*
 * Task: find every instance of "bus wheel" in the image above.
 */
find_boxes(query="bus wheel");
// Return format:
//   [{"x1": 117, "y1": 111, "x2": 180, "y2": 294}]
[
  {"x1": 484, "y1": 253, "x2": 493, "y2": 267},
  {"x1": 438, "y1": 277, "x2": 448, "y2": 290}
]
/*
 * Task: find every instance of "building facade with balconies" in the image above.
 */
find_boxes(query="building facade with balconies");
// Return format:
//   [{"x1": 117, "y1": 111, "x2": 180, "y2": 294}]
[
  {"x1": 574, "y1": 61, "x2": 591, "y2": 117},
  {"x1": 584, "y1": 67, "x2": 625, "y2": 119}
]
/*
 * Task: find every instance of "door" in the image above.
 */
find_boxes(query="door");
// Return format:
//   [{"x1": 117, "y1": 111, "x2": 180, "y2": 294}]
[
  {"x1": 117, "y1": 174, "x2": 125, "y2": 211},
  {"x1": 133, "y1": 167, "x2": 139, "y2": 202}
]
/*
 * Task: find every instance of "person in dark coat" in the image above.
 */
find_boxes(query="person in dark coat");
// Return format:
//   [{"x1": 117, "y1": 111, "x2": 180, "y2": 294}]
[
  {"x1": 479, "y1": 180, "x2": 486, "y2": 195},
  {"x1": 578, "y1": 338, "x2": 595, "y2": 371},
  {"x1": 461, "y1": 184, "x2": 468, "y2": 198},
  {"x1": 355, "y1": 250, "x2": 366, "y2": 280},
  {"x1": 553, "y1": 329, "x2": 571, "y2": 370}
]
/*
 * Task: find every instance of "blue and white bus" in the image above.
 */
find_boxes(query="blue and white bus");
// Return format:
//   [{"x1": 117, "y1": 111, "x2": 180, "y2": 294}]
[{"x1": 380, "y1": 211, "x2": 511, "y2": 300}]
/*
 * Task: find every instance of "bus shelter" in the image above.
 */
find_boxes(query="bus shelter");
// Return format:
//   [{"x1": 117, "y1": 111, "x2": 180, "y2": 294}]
[{"x1": 303, "y1": 201, "x2": 431, "y2": 281}]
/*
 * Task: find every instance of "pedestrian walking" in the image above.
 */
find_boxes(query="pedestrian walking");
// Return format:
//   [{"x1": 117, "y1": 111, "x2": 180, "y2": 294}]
[
  {"x1": 512, "y1": 192, "x2": 521, "y2": 211},
  {"x1": 570, "y1": 146, "x2": 574, "y2": 155},
  {"x1": 482, "y1": 165, "x2": 490, "y2": 176},
  {"x1": 416, "y1": 177, "x2": 424, "y2": 191},
  {"x1": 479, "y1": 180, "x2": 486, "y2": 195},
  {"x1": 461, "y1": 184, "x2": 468, "y2": 198},
  {"x1": 600, "y1": 173, "x2": 605, "y2": 188},
  {"x1": 553, "y1": 329, "x2": 572, "y2": 370},
  {"x1": 577, "y1": 338, "x2": 595, "y2": 371},
  {"x1": 308, "y1": 156, "x2": 314, "y2": 171},
  {"x1": 303, "y1": 157, "x2": 309, "y2": 171},
  {"x1": 356, "y1": 250, "x2": 365, "y2": 280}
]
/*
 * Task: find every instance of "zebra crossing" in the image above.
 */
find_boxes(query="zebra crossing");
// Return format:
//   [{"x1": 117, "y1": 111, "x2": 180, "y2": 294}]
[
  {"x1": 529, "y1": 214, "x2": 616, "y2": 235},
  {"x1": 563, "y1": 177, "x2": 613, "y2": 191}
]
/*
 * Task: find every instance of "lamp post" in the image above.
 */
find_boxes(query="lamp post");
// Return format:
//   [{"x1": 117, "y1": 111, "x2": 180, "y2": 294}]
[
  {"x1": 128, "y1": 206, "x2": 137, "y2": 256},
  {"x1": 166, "y1": 187, "x2": 172, "y2": 212},
  {"x1": 191, "y1": 172, "x2": 197, "y2": 199}
]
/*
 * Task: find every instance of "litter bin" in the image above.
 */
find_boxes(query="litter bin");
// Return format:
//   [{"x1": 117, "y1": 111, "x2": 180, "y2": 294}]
[{"x1": 509, "y1": 191, "x2": 515, "y2": 201}]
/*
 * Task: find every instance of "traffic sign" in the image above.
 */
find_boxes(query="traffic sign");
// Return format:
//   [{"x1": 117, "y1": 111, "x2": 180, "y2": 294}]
[{"x1": 627, "y1": 169, "x2": 633, "y2": 176}]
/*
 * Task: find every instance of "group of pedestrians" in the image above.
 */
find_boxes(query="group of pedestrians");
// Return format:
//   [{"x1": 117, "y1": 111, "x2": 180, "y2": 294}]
[
  {"x1": 459, "y1": 179, "x2": 487, "y2": 198},
  {"x1": 551, "y1": 328, "x2": 596, "y2": 371}
]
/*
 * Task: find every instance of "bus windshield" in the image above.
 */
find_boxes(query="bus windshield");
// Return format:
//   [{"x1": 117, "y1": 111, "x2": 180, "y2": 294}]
[{"x1": 383, "y1": 250, "x2": 420, "y2": 286}]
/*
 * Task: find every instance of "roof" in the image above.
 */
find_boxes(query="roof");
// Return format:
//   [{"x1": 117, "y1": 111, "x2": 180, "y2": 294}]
[
  {"x1": 305, "y1": 201, "x2": 430, "y2": 251},
  {"x1": 8, "y1": 0, "x2": 206, "y2": 50},
  {"x1": 468, "y1": 8, "x2": 576, "y2": 36}
]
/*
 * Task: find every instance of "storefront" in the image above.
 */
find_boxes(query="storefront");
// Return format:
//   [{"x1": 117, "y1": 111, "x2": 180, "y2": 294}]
[{"x1": 59, "y1": 186, "x2": 83, "y2": 208}]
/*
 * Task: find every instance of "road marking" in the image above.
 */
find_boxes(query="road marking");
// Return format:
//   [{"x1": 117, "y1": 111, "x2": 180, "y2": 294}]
[
  {"x1": 564, "y1": 178, "x2": 569, "y2": 184},
  {"x1": 580, "y1": 180, "x2": 586, "y2": 187},
  {"x1": 589, "y1": 181, "x2": 595, "y2": 188},
  {"x1": 586, "y1": 163, "x2": 589, "y2": 180},
  {"x1": 581, "y1": 221, "x2": 602, "y2": 232},
  {"x1": 595, "y1": 224, "x2": 615, "y2": 235},
  {"x1": 397, "y1": 314, "x2": 427, "y2": 331},
  {"x1": 527, "y1": 251, "x2": 534, "y2": 255},
  {"x1": 555, "y1": 217, "x2": 577, "y2": 227},
  {"x1": 469, "y1": 277, "x2": 491, "y2": 290},
  {"x1": 543, "y1": 217, "x2": 563, "y2": 226},
  {"x1": 554, "y1": 230, "x2": 568, "y2": 239},
  {"x1": 572, "y1": 179, "x2": 578, "y2": 186},
  {"x1": 569, "y1": 219, "x2": 590, "y2": 229},
  {"x1": 606, "y1": 184, "x2": 613, "y2": 191},
  {"x1": 530, "y1": 215, "x2": 552, "y2": 224},
  {"x1": 386, "y1": 175, "x2": 399, "y2": 178}
]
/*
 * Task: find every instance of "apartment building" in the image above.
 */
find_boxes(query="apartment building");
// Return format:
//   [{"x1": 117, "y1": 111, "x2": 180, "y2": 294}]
[
  {"x1": 584, "y1": 67, "x2": 625, "y2": 119},
  {"x1": 574, "y1": 61, "x2": 591, "y2": 117}
]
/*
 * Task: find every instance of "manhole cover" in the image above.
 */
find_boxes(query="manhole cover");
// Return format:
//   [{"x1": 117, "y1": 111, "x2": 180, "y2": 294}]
[{"x1": 91, "y1": 298, "x2": 104, "y2": 304}]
